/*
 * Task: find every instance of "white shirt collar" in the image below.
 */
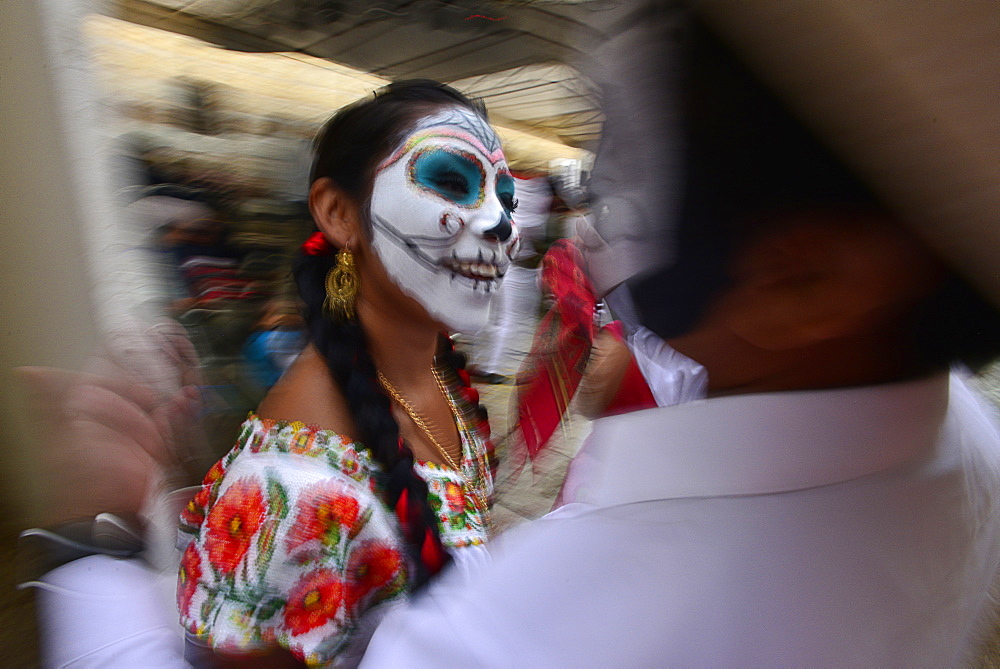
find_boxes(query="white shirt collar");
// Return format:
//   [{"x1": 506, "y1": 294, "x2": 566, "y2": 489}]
[
  {"x1": 569, "y1": 372, "x2": 949, "y2": 506},
  {"x1": 628, "y1": 326, "x2": 708, "y2": 407}
]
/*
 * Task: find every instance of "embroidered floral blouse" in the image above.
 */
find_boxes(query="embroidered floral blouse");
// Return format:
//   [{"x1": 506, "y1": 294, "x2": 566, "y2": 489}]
[{"x1": 177, "y1": 379, "x2": 493, "y2": 666}]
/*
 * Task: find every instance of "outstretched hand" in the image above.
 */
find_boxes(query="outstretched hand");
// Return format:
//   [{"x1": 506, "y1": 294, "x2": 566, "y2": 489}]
[{"x1": 16, "y1": 322, "x2": 207, "y2": 527}]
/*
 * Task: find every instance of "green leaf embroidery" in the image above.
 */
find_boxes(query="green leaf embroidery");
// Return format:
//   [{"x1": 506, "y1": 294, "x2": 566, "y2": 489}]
[
  {"x1": 255, "y1": 595, "x2": 286, "y2": 622},
  {"x1": 200, "y1": 590, "x2": 217, "y2": 620},
  {"x1": 323, "y1": 521, "x2": 341, "y2": 549},
  {"x1": 257, "y1": 520, "x2": 278, "y2": 572},
  {"x1": 267, "y1": 475, "x2": 290, "y2": 520}
]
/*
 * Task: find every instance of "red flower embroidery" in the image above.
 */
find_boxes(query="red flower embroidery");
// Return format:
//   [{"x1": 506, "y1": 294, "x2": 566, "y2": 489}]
[
  {"x1": 177, "y1": 542, "x2": 202, "y2": 615},
  {"x1": 286, "y1": 481, "x2": 360, "y2": 551},
  {"x1": 203, "y1": 459, "x2": 225, "y2": 485},
  {"x1": 204, "y1": 478, "x2": 266, "y2": 574},
  {"x1": 284, "y1": 569, "x2": 344, "y2": 636},
  {"x1": 340, "y1": 450, "x2": 361, "y2": 476},
  {"x1": 180, "y1": 486, "x2": 211, "y2": 528},
  {"x1": 345, "y1": 541, "x2": 404, "y2": 609},
  {"x1": 445, "y1": 481, "x2": 465, "y2": 512}
]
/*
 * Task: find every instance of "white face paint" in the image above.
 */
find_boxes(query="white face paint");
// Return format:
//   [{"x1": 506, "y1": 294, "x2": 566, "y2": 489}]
[{"x1": 368, "y1": 107, "x2": 520, "y2": 334}]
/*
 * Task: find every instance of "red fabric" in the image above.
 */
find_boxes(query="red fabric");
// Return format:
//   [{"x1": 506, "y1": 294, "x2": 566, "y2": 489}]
[
  {"x1": 516, "y1": 239, "x2": 597, "y2": 457},
  {"x1": 599, "y1": 321, "x2": 658, "y2": 416}
]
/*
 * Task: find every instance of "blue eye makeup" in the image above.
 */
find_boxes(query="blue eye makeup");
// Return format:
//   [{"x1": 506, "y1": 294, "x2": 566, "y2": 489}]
[
  {"x1": 409, "y1": 148, "x2": 486, "y2": 207},
  {"x1": 496, "y1": 173, "x2": 517, "y2": 214}
]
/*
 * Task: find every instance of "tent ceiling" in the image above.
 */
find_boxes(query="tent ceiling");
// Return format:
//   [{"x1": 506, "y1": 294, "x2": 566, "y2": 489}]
[
  {"x1": 450, "y1": 63, "x2": 602, "y2": 147},
  {"x1": 110, "y1": 0, "x2": 604, "y2": 148}
]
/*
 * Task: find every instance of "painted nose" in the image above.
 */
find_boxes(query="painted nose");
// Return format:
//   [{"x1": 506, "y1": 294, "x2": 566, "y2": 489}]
[{"x1": 482, "y1": 214, "x2": 513, "y2": 242}]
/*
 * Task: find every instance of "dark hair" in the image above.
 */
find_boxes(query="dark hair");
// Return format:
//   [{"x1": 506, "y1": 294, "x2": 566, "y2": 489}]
[
  {"x1": 910, "y1": 275, "x2": 1000, "y2": 373},
  {"x1": 631, "y1": 16, "x2": 1000, "y2": 371},
  {"x1": 294, "y1": 81, "x2": 487, "y2": 588},
  {"x1": 309, "y1": 79, "x2": 487, "y2": 229},
  {"x1": 631, "y1": 16, "x2": 879, "y2": 341}
]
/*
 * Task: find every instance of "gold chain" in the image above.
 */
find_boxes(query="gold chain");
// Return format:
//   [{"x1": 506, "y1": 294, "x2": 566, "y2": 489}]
[
  {"x1": 376, "y1": 369, "x2": 461, "y2": 469},
  {"x1": 377, "y1": 366, "x2": 493, "y2": 534}
]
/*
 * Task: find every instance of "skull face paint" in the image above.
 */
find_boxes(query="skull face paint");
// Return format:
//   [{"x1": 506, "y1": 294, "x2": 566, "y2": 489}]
[{"x1": 368, "y1": 107, "x2": 520, "y2": 333}]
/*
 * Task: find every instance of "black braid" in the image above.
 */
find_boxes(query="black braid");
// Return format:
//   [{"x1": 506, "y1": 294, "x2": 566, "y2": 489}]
[
  {"x1": 294, "y1": 251, "x2": 448, "y2": 587},
  {"x1": 297, "y1": 80, "x2": 490, "y2": 589},
  {"x1": 437, "y1": 333, "x2": 489, "y2": 427}
]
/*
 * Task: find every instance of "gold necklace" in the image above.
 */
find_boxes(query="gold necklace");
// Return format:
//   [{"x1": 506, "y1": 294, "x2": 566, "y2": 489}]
[
  {"x1": 377, "y1": 366, "x2": 493, "y2": 534},
  {"x1": 376, "y1": 369, "x2": 461, "y2": 469},
  {"x1": 431, "y1": 365, "x2": 494, "y2": 534}
]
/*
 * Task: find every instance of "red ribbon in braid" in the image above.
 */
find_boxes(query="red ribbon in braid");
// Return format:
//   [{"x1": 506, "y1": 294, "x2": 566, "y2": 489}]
[
  {"x1": 420, "y1": 528, "x2": 446, "y2": 572},
  {"x1": 301, "y1": 231, "x2": 333, "y2": 256}
]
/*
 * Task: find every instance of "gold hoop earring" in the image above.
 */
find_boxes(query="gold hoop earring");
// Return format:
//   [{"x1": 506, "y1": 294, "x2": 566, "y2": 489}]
[{"x1": 324, "y1": 248, "x2": 359, "y2": 321}]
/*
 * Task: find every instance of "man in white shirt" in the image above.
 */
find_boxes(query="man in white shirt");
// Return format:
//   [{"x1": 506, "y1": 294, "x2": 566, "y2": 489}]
[
  {"x1": 368, "y1": 374, "x2": 1000, "y2": 666},
  {"x1": 363, "y1": 2, "x2": 1000, "y2": 665}
]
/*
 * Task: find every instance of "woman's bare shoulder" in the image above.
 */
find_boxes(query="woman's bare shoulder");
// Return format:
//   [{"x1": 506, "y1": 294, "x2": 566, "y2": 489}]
[{"x1": 256, "y1": 344, "x2": 359, "y2": 439}]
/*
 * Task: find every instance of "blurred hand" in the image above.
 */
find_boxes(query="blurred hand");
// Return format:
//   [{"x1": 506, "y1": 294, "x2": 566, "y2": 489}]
[
  {"x1": 575, "y1": 328, "x2": 634, "y2": 419},
  {"x1": 16, "y1": 321, "x2": 206, "y2": 527}
]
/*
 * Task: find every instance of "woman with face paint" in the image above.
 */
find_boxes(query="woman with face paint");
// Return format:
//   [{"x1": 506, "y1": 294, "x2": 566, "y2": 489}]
[{"x1": 177, "y1": 81, "x2": 519, "y2": 666}]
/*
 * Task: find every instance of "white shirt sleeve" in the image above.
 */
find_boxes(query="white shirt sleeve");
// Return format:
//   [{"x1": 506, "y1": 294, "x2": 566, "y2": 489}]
[{"x1": 33, "y1": 555, "x2": 189, "y2": 667}]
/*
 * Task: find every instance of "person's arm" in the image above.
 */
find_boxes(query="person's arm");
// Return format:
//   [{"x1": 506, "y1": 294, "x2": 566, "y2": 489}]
[
  {"x1": 34, "y1": 555, "x2": 189, "y2": 667},
  {"x1": 180, "y1": 421, "x2": 412, "y2": 666},
  {"x1": 360, "y1": 505, "x2": 629, "y2": 668}
]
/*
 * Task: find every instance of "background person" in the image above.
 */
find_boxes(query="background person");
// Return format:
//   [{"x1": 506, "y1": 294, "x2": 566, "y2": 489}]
[
  {"x1": 240, "y1": 297, "x2": 307, "y2": 397},
  {"x1": 469, "y1": 173, "x2": 553, "y2": 384}
]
